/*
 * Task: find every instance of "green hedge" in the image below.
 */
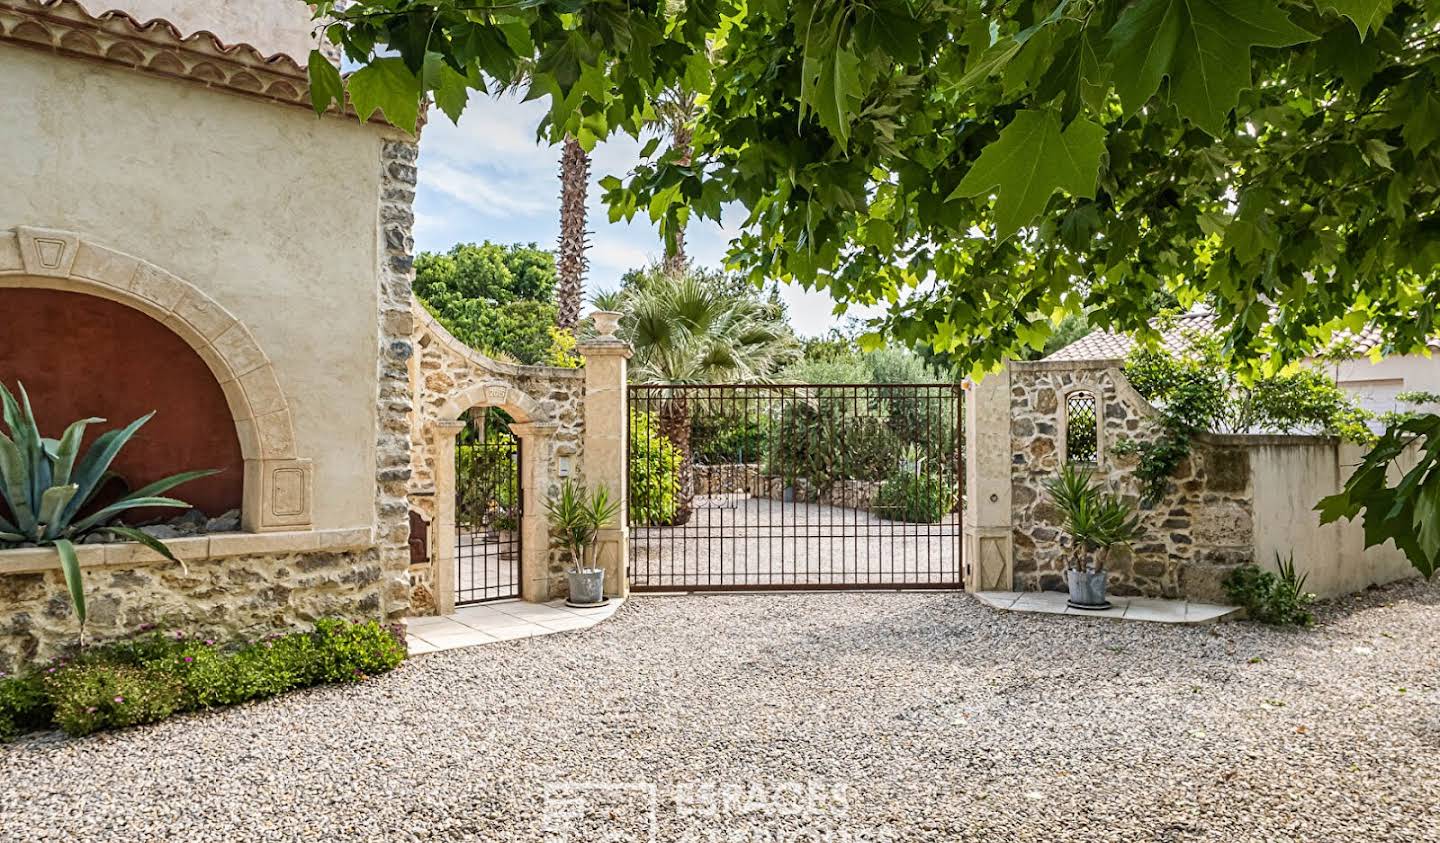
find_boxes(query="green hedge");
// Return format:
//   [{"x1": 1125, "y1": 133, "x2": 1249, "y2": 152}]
[
  {"x1": 874, "y1": 471, "x2": 956, "y2": 524},
  {"x1": 0, "y1": 618, "x2": 406, "y2": 740},
  {"x1": 629, "y1": 409, "x2": 683, "y2": 526}
]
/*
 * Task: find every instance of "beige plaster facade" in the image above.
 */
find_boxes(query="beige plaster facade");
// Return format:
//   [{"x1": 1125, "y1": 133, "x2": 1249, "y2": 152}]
[
  {"x1": 0, "y1": 3, "x2": 416, "y2": 665},
  {"x1": 1, "y1": 45, "x2": 394, "y2": 531}
]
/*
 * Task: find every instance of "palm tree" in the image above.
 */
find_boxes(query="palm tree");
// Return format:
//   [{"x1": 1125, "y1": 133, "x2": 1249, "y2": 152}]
[
  {"x1": 596, "y1": 266, "x2": 796, "y2": 522},
  {"x1": 646, "y1": 84, "x2": 698, "y2": 277},
  {"x1": 555, "y1": 135, "x2": 590, "y2": 330}
]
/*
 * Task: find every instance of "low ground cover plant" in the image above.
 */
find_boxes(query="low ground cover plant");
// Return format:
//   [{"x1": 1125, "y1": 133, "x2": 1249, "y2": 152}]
[
  {"x1": 0, "y1": 618, "x2": 406, "y2": 739},
  {"x1": 1223, "y1": 553, "x2": 1316, "y2": 627}
]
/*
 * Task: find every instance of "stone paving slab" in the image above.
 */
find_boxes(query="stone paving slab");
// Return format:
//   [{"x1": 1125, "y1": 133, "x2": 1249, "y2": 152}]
[
  {"x1": 976, "y1": 590, "x2": 1240, "y2": 624},
  {"x1": 403, "y1": 598, "x2": 624, "y2": 653}
]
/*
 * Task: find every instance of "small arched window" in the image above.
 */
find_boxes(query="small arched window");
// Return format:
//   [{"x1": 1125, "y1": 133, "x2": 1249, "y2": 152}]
[{"x1": 1065, "y1": 391, "x2": 1099, "y2": 466}]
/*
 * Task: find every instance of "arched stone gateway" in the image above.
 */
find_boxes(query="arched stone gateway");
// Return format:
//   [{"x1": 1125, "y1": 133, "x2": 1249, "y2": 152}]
[
  {"x1": 408, "y1": 302, "x2": 588, "y2": 612},
  {"x1": 0, "y1": 227, "x2": 312, "y2": 532}
]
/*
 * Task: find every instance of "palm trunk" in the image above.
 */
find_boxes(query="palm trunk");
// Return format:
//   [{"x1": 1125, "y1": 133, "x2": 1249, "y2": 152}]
[
  {"x1": 661, "y1": 124, "x2": 692, "y2": 278},
  {"x1": 659, "y1": 395, "x2": 694, "y2": 525},
  {"x1": 556, "y1": 135, "x2": 590, "y2": 330}
]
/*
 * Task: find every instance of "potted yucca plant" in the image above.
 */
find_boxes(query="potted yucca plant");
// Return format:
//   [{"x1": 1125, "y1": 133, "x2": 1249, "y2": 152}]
[
  {"x1": 545, "y1": 478, "x2": 620, "y2": 607},
  {"x1": 0, "y1": 381, "x2": 216, "y2": 641},
  {"x1": 1045, "y1": 465, "x2": 1144, "y2": 610}
]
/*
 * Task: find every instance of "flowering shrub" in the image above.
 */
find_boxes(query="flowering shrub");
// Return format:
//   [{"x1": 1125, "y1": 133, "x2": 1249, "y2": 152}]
[
  {"x1": 45, "y1": 663, "x2": 183, "y2": 737},
  {"x1": 0, "y1": 618, "x2": 407, "y2": 740}
]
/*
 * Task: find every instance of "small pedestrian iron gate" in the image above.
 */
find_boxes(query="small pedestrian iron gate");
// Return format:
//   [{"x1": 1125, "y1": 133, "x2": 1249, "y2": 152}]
[
  {"x1": 455, "y1": 414, "x2": 522, "y2": 604},
  {"x1": 627, "y1": 383, "x2": 964, "y2": 592}
]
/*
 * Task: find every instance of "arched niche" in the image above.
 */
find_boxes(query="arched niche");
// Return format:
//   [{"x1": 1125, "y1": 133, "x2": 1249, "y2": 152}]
[{"x1": 0, "y1": 227, "x2": 312, "y2": 532}]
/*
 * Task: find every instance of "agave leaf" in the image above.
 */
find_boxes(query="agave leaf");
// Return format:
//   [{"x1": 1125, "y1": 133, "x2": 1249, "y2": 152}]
[
  {"x1": 103, "y1": 525, "x2": 187, "y2": 575},
  {"x1": 54, "y1": 538, "x2": 86, "y2": 627},
  {"x1": 37, "y1": 484, "x2": 79, "y2": 537},
  {"x1": 1, "y1": 382, "x2": 41, "y2": 513},
  {"x1": 120, "y1": 468, "x2": 220, "y2": 502},
  {"x1": 51, "y1": 417, "x2": 104, "y2": 488},
  {"x1": 16, "y1": 384, "x2": 47, "y2": 511},
  {"x1": 62, "y1": 413, "x2": 155, "y2": 523},
  {"x1": 0, "y1": 431, "x2": 37, "y2": 534},
  {"x1": 69, "y1": 495, "x2": 189, "y2": 534},
  {"x1": 0, "y1": 531, "x2": 24, "y2": 543}
]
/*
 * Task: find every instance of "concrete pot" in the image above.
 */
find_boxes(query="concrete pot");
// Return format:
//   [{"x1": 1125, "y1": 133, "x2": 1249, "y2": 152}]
[
  {"x1": 566, "y1": 568, "x2": 606, "y2": 606},
  {"x1": 1066, "y1": 569, "x2": 1111, "y2": 610}
]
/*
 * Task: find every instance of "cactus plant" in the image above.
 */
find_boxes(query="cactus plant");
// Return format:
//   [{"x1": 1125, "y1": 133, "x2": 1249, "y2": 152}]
[{"x1": 0, "y1": 381, "x2": 216, "y2": 639}]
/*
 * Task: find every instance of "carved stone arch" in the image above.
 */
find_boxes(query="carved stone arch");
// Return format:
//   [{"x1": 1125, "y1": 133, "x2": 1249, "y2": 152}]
[
  {"x1": 0, "y1": 227, "x2": 311, "y2": 532},
  {"x1": 432, "y1": 379, "x2": 550, "y2": 428}
]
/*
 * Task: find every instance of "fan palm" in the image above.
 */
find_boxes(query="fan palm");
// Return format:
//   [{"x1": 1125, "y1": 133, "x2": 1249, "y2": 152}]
[{"x1": 597, "y1": 267, "x2": 796, "y2": 522}]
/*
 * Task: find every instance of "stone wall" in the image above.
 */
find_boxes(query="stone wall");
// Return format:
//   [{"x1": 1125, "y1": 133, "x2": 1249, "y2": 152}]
[
  {"x1": 0, "y1": 532, "x2": 380, "y2": 671},
  {"x1": 694, "y1": 464, "x2": 760, "y2": 496},
  {"x1": 1008, "y1": 360, "x2": 1253, "y2": 600},
  {"x1": 374, "y1": 140, "x2": 419, "y2": 620},
  {"x1": 407, "y1": 305, "x2": 585, "y2": 606},
  {"x1": 693, "y1": 464, "x2": 886, "y2": 511}
]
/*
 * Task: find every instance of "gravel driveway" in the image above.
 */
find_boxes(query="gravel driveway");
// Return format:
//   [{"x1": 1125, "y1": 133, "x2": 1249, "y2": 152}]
[{"x1": 3, "y1": 582, "x2": 1439, "y2": 842}]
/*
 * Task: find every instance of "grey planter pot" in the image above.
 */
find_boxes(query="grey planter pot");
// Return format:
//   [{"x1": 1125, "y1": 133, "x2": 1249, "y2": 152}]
[
  {"x1": 566, "y1": 568, "x2": 606, "y2": 606},
  {"x1": 1066, "y1": 569, "x2": 1111, "y2": 610}
]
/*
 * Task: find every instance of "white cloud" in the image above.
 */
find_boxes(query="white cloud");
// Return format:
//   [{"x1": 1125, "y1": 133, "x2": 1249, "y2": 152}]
[{"x1": 418, "y1": 161, "x2": 549, "y2": 217}]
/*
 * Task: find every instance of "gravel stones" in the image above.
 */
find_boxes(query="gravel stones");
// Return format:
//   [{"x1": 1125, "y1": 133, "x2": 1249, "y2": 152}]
[{"x1": 2, "y1": 580, "x2": 1438, "y2": 841}]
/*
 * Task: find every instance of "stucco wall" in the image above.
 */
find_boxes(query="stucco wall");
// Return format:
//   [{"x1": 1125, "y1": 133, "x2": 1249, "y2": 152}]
[
  {"x1": 82, "y1": 0, "x2": 319, "y2": 60},
  {"x1": 1250, "y1": 441, "x2": 1417, "y2": 598},
  {"x1": 1329, "y1": 354, "x2": 1440, "y2": 416},
  {"x1": 0, "y1": 46, "x2": 388, "y2": 531}
]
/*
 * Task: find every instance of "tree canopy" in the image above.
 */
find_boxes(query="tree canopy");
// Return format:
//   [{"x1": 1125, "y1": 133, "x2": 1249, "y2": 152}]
[
  {"x1": 312, "y1": 0, "x2": 1440, "y2": 377},
  {"x1": 414, "y1": 241, "x2": 566, "y2": 364}
]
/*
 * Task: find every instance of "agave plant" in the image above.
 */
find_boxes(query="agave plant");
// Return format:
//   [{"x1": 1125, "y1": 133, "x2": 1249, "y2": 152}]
[{"x1": 0, "y1": 381, "x2": 216, "y2": 638}]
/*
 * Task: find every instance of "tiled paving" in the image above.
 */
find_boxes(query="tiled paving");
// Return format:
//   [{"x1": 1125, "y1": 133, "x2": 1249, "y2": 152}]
[
  {"x1": 975, "y1": 590, "x2": 1240, "y2": 624},
  {"x1": 403, "y1": 598, "x2": 624, "y2": 654}
]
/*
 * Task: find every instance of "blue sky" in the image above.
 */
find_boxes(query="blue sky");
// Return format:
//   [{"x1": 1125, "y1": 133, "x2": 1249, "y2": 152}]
[{"x1": 413, "y1": 93, "x2": 881, "y2": 337}]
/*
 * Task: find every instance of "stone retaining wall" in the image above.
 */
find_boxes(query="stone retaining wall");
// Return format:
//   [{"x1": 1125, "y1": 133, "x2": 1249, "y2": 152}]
[
  {"x1": 693, "y1": 464, "x2": 887, "y2": 511},
  {"x1": 0, "y1": 530, "x2": 377, "y2": 670}
]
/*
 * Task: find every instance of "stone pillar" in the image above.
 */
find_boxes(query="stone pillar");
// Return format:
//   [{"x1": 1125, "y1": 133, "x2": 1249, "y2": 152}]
[
  {"x1": 430, "y1": 419, "x2": 467, "y2": 615},
  {"x1": 577, "y1": 311, "x2": 632, "y2": 598},
  {"x1": 510, "y1": 420, "x2": 560, "y2": 602},
  {"x1": 964, "y1": 364, "x2": 1014, "y2": 592}
]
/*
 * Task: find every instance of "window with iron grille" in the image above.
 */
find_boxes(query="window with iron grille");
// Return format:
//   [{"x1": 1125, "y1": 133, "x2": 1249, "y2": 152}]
[{"x1": 1065, "y1": 391, "x2": 1099, "y2": 465}]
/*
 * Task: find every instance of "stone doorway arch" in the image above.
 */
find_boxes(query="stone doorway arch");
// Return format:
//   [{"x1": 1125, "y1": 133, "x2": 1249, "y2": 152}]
[
  {"x1": 0, "y1": 227, "x2": 311, "y2": 532},
  {"x1": 429, "y1": 381, "x2": 558, "y2": 613}
]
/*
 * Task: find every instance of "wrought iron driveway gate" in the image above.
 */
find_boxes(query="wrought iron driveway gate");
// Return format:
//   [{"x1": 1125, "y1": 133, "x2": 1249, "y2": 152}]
[
  {"x1": 627, "y1": 383, "x2": 963, "y2": 592},
  {"x1": 455, "y1": 416, "x2": 522, "y2": 604}
]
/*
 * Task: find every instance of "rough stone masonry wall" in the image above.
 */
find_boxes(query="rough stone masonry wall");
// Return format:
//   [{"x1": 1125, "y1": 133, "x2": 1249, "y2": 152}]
[
  {"x1": 1009, "y1": 361, "x2": 1254, "y2": 601},
  {"x1": 0, "y1": 543, "x2": 384, "y2": 671},
  {"x1": 374, "y1": 139, "x2": 420, "y2": 620},
  {"x1": 407, "y1": 308, "x2": 585, "y2": 606}
]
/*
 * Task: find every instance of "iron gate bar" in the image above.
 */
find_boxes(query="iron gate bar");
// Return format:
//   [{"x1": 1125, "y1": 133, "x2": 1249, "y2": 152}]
[
  {"x1": 627, "y1": 382, "x2": 964, "y2": 593},
  {"x1": 455, "y1": 422, "x2": 522, "y2": 604}
]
